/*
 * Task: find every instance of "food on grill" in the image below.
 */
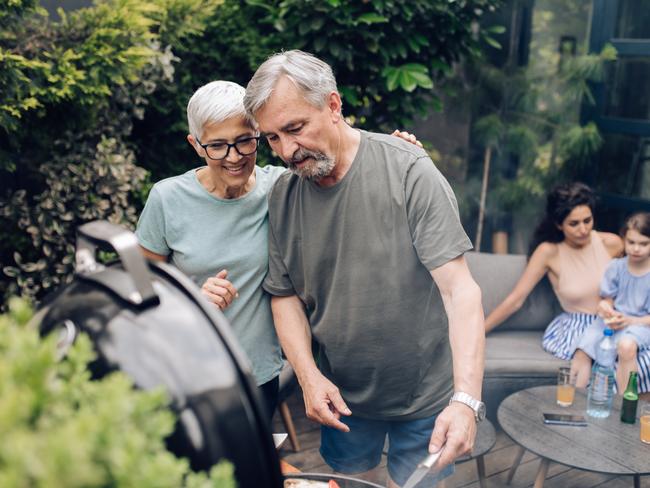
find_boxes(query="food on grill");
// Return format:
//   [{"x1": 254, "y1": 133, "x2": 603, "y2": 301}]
[{"x1": 283, "y1": 479, "x2": 341, "y2": 488}]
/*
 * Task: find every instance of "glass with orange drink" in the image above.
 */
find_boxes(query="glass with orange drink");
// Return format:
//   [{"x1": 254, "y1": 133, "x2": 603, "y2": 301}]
[
  {"x1": 641, "y1": 403, "x2": 650, "y2": 444},
  {"x1": 556, "y1": 366, "x2": 576, "y2": 407}
]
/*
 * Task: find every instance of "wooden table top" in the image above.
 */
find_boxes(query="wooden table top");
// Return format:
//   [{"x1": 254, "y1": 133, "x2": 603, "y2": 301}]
[{"x1": 497, "y1": 385, "x2": 650, "y2": 476}]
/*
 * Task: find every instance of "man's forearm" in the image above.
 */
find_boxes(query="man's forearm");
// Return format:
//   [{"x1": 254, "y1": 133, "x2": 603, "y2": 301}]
[
  {"x1": 447, "y1": 280, "x2": 485, "y2": 398},
  {"x1": 431, "y1": 257, "x2": 485, "y2": 399},
  {"x1": 431, "y1": 256, "x2": 485, "y2": 398},
  {"x1": 270, "y1": 295, "x2": 320, "y2": 383}
]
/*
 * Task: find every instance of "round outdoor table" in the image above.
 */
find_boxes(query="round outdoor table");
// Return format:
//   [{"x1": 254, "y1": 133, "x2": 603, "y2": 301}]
[{"x1": 498, "y1": 385, "x2": 650, "y2": 488}]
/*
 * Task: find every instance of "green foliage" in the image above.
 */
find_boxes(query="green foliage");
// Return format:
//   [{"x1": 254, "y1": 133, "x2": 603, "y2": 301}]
[
  {"x1": 1, "y1": 0, "x2": 157, "y2": 137},
  {"x1": 0, "y1": 297, "x2": 236, "y2": 487},
  {"x1": 470, "y1": 43, "x2": 616, "y2": 215},
  {"x1": 134, "y1": 0, "x2": 503, "y2": 178},
  {"x1": 257, "y1": 0, "x2": 501, "y2": 129},
  {"x1": 1, "y1": 137, "x2": 147, "y2": 301},
  {"x1": 1, "y1": 0, "x2": 502, "y2": 301},
  {"x1": 558, "y1": 121, "x2": 603, "y2": 164},
  {"x1": 0, "y1": 0, "x2": 219, "y2": 303}
]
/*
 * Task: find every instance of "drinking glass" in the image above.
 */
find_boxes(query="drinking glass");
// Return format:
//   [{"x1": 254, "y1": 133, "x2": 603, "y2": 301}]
[
  {"x1": 641, "y1": 403, "x2": 650, "y2": 444},
  {"x1": 556, "y1": 366, "x2": 576, "y2": 407}
]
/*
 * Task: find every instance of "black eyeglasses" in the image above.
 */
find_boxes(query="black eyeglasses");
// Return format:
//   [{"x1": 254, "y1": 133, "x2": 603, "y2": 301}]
[{"x1": 196, "y1": 136, "x2": 261, "y2": 160}]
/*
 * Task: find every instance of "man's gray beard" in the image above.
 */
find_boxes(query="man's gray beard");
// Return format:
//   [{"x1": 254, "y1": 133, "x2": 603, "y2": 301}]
[{"x1": 287, "y1": 150, "x2": 335, "y2": 180}]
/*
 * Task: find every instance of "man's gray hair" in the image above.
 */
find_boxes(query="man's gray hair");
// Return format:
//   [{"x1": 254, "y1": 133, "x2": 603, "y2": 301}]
[
  {"x1": 186, "y1": 80, "x2": 255, "y2": 139},
  {"x1": 243, "y1": 50, "x2": 339, "y2": 116}
]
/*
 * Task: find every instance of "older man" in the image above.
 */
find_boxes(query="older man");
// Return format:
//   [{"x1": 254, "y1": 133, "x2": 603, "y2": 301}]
[{"x1": 244, "y1": 50, "x2": 485, "y2": 487}]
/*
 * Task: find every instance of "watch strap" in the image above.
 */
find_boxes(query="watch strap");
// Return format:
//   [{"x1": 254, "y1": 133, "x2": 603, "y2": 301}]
[{"x1": 449, "y1": 392, "x2": 485, "y2": 422}]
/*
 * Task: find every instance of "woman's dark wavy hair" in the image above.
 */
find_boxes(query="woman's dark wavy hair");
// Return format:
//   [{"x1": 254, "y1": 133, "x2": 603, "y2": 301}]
[
  {"x1": 622, "y1": 212, "x2": 650, "y2": 239},
  {"x1": 528, "y1": 182, "x2": 597, "y2": 256}
]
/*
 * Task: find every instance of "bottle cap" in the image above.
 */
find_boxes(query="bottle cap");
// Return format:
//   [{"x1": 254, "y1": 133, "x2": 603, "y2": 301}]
[{"x1": 604, "y1": 328, "x2": 613, "y2": 336}]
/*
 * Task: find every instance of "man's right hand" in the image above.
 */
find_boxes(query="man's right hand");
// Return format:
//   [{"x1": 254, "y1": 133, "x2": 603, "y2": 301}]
[{"x1": 301, "y1": 370, "x2": 352, "y2": 432}]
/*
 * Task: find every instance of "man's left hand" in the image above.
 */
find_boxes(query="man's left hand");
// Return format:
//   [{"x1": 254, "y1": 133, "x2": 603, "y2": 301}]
[{"x1": 428, "y1": 401, "x2": 477, "y2": 469}]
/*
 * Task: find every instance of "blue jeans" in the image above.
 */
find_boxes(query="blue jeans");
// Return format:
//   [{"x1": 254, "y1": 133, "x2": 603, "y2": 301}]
[{"x1": 320, "y1": 413, "x2": 454, "y2": 487}]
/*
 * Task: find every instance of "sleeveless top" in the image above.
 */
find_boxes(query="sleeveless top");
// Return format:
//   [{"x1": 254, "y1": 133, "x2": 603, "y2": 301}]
[{"x1": 548, "y1": 231, "x2": 612, "y2": 314}]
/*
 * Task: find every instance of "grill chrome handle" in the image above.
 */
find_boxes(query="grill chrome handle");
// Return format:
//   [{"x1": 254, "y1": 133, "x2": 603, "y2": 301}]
[{"x1": 76, "y1": 221, "x2": 159, "y2": 307}]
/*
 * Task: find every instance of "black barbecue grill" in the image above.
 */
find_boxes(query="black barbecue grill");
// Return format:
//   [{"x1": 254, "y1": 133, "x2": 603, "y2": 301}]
[{"x1": 35, "y1": 221, "x2": 283, "y2": 487}]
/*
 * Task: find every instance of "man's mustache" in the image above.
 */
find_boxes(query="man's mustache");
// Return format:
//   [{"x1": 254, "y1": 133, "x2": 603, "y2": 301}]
[{"x1": 288, "y1": 148, "x2": 328, "y2": 165}]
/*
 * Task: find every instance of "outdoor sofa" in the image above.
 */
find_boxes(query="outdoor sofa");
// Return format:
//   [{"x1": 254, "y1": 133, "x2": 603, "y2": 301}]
[{"x1": 465, "y1": 251, "x2": 566, "y2": 423}]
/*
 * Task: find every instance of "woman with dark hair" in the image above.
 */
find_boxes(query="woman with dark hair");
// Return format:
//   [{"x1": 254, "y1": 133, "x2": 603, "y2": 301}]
[{"x1": 485, "y1": 183, "x2": 624, "y2": 379}]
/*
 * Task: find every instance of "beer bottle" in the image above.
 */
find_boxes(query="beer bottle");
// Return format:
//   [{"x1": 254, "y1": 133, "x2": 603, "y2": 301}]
[{"x1": 620, "y1": 371, "x2": 638, "y2": 424}]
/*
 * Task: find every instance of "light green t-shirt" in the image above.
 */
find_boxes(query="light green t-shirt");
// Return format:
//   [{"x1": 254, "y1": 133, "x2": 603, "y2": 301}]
[
  {"x1": 264, "y1": 131, "x2": 473, "y2": 419},
  {"x1": 136, "y1": 164, "x2": 286, "y2": 385}
]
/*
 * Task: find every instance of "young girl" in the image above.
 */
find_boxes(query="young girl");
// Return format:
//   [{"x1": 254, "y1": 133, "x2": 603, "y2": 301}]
[{"x1": 573, "y1": 212, "x2": 650, "y2": 391}]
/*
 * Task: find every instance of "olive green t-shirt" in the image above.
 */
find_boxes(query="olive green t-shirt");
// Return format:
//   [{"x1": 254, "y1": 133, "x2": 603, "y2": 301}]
[{"x1": 263, "y1": 130, "x2": 473, "y2": 419}]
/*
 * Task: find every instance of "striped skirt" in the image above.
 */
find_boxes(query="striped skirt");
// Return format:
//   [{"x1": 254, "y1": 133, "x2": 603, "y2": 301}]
[{"x1": 542, "y1": 312, "x2": 650, "y2": 393}]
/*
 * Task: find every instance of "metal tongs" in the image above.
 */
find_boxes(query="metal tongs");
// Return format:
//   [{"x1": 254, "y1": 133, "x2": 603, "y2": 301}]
[{"x1": 402, "y1": 445, "x2": 445, "y2": 488}]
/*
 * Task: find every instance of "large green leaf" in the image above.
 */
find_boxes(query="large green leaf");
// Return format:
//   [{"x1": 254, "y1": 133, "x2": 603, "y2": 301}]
[
  {"x1": 356, "y1": 13, "x2": 388, "y2": 25},
  {"x1": 383, "y1": 63, "x2": 434, "y2": 92}
]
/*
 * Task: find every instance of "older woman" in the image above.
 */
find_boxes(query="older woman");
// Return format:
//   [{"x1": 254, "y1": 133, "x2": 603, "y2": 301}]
[
  {"x1": 136, "y1": 80, "x2": 421, "y2": 418},
  {"x1": 136, "y1": 81, "x2": 285, "y2": 417}
]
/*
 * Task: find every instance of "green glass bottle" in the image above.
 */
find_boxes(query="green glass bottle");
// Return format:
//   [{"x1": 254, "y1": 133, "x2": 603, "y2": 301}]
[{"x1": 620, "y1": 371, "x2": 638, "y2": 424}]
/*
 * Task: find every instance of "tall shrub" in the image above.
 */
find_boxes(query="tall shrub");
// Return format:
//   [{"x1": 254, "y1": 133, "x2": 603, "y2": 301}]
[
  {"x1": 133, "y1": 0, "x2": 503, "y2": 178},
  {"x1": 469, "y1": 44, "x2": 616, "y2": 249},
  {"x1": 0, "y1": 0, "x2": 221, "y2": 302}
]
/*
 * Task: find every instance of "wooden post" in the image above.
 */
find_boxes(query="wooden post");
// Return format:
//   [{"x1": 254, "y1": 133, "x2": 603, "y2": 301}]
[{"x1": 475, "y1": 146, "x2": 492, "y2": 252}]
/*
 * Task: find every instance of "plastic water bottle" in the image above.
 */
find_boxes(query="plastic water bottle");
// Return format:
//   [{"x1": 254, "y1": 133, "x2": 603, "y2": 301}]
[{"x1": 586, "y1": 328, "x2": 617, "y2": 418}]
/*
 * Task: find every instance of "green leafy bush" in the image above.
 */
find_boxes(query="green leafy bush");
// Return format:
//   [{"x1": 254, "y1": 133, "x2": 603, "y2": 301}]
[
  {"x1": 0, "y1": 297, "x2": 236, "y2": 487},
  {"x1": 0, "y1": 0, "x2": 220, "y2": 303},
  {"x1": 134, "y1": 0, "x2": 503, "y2": 178},
  {"x1": 259, "y1": 0, "x2": 502, "y2": 129},
  {"x1": 1, "y1": 0, "x2": 501, "y2": 302},
  {"x1": 1, "y1": 137, "x2": 147, "y2": 300}
]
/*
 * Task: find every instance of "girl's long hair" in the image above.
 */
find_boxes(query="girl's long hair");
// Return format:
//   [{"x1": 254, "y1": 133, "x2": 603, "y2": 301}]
[{"x1": 528, "y1": 182, "x2": 596, "y2": 256}]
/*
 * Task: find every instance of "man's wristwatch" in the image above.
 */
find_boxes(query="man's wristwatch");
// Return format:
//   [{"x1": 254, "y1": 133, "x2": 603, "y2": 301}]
[{"x1": 449, "y1": 392, "x2": 486, "y2": 423}]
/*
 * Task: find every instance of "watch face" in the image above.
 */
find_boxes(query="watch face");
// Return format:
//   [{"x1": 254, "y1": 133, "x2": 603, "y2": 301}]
[{"x1": 477, "y1": 402, "x2": 487, "y2": 421}]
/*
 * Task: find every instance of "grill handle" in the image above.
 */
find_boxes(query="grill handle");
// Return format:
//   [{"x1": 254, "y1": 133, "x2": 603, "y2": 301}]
[{"x1": 76, "y1": 220, "x2": 159, "y2": 307}]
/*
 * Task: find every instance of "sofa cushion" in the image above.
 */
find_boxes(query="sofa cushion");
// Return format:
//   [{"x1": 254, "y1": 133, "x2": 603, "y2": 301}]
[
  {"x1": 466, "y1": 251, "x2": 562, "y2": 331},
  {"x1": 484, "y1": 330, "x2": 567, "y2": 422},
  {"x1": 485, "y1": 330, "x2": 567, "y2": 377}
]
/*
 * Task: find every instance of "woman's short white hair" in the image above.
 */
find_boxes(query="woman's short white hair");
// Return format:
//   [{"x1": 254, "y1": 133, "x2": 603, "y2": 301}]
[
  {"x1": 186, "y1": 80, "x2": 256, "y2": 139},
  {"x1": 243, "y1": 50, "x2": 339, "y2": 117}
]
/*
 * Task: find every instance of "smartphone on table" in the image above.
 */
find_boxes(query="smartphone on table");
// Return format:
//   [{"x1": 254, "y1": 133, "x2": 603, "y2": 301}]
[{"x1": 542, "y1": 412, "x2": 587, "y2": 426}]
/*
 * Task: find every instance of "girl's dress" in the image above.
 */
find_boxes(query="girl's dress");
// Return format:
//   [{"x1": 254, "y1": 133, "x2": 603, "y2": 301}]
[{"x1": 577, "y1": 257, "x2": 650, "y2": 390}]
